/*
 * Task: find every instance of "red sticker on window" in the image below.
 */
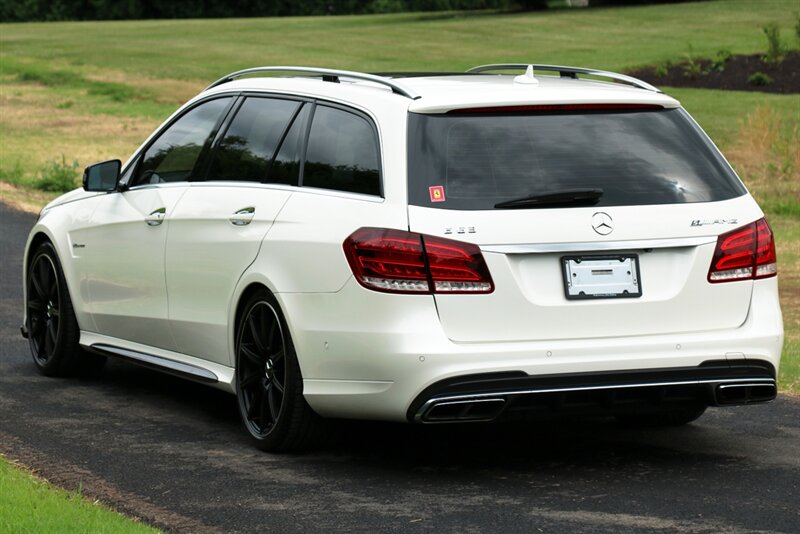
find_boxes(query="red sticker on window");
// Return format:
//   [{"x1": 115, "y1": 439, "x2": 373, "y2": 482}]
[{"x1": 429, "y1": 186, "x2": 445, "y2": 202}]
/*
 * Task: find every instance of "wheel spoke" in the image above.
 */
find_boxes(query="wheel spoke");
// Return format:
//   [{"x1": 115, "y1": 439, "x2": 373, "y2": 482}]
[
  {"x1": 266, "y1": 319, "x2": 278, "y2": 353},
  {"x1": 31, "y1": 270, "x2": 47, "y2": 300},
  {"x1": 38, "y1": 259, "x2": 51, "y2": 293},
  {"x1": 248, "y1": 314, "x2": 266, "y2": 353},
  {"x1": 268, "y1": 349, "x2": 284, "y2": 364},
  {"x1": 259, "y1": 385, "x2": 272, "y2": 426},
  {"x1": 240, "y1": 344, "x2": 262, "y2": 366},
  {"x1": 247, "y1": 387, "x2": 263, "y2": 420},
  {"x1": 44, "y1": 320, "x2": 55, "y2": 354},
  {"x1": 268, "y1": 384, "x2": 280, "y2": 421},
  {"x1": 240, "y1": 372, "x2": 260, "y2": 389},
  {"x1": 272, "y1": 376, "x2": 285, "y2": 394},
  {"x1": 27, "y1": 299, "x2": 44, "y2": 312}
]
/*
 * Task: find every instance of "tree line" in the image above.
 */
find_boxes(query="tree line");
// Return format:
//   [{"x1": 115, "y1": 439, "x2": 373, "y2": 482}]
[{"x1": 0, "y1": 0, "x2": 698, "y2": 22}]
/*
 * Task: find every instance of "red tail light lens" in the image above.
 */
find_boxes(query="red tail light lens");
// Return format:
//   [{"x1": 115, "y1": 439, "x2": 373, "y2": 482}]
[
  {"x1": 343, "y1": 228, "x2": 494, "y2": 294},
  {"x1": 708, "y1": 217, "x2": 777, "y2": 283}
]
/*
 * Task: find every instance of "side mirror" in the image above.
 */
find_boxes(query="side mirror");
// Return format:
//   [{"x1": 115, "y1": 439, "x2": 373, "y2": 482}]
[{"x1": 83, "y1": 160, "x2": 121, "y2": 192}]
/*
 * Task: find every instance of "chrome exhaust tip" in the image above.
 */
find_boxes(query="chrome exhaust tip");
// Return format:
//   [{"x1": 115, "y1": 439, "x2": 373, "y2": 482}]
[
  {"x1": 421, "y1": 398, "x2": 506, "y2": 423},
  {"x1": 715, "y1": 382, "x2": 776, "y2": 405}
]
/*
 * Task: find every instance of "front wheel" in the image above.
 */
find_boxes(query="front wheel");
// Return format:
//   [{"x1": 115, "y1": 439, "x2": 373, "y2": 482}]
[
  {"x1": 235, "y1": 290, "x2": 321, "y2": 452},
  {"x1": 26, "y1": 241, "x2": 105, "y2": 376}
]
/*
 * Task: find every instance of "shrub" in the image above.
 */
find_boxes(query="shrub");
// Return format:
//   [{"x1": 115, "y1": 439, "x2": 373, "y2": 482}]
[
  {"x1": 682, "y1": 47, "x2": 703, "y2": 79},
  {"x1": 795, "y1": 13, "x2": 800, "y2": 48},
  {"x1": 36, "y1": 156, "x2": 80, "y2": 192},
  {"x1": 762, "y1": 23, "x2": 785, "y2": 64},
  {"x1": 748, "y1": 72, "x2": 773, "y2": 86},
  {"x1": 654, "y1": 61, "x2": 671, "y2": 77},
  {"x1": 709, "y1": 49, "x2": 732, "y2": 72}
]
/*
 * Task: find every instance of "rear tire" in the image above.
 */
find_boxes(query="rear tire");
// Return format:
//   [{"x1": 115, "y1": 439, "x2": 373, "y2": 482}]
[
  {"x1": 26, "y1": 242, "x2": 106, "y2": 377},
  {"x1": 615, "y1": 405, "x2": 707, "y2": 427},
  {"x1": 235, "y1": 289, "x2": 322, "y2": 452}
]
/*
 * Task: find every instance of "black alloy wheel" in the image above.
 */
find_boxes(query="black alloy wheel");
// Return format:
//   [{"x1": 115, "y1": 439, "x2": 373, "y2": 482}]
[
  {"x1": 235, "y1": 290, "x2": 321, "y2": 452},
  {"x1": 237, "y1": 299, "x2": 287, "y2": 437},
  {"x1": 26, "y1": 241, "x2": 105, "y2": 376},
  {"x1": 27, "y1": 251, "x2": 61, "y2": 366}
]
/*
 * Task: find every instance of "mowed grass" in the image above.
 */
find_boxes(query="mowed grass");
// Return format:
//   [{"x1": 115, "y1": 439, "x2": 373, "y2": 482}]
[
  {"x1": 0, "y1": 0, "x2": 797, "y2": 390},
  {"x1": 0, "y1": 456, "x2": 160, "y2": 533}
]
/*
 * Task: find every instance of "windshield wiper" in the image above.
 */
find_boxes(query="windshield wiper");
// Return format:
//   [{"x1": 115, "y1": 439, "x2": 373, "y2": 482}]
[{"x1": 494, "y1": 188, "x2": 604, "y2": 209}]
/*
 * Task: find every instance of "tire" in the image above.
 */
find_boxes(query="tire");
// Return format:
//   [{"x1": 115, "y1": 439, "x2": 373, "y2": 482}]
[
  {"x1": 26, "y1": 241, "x2": 106, "y2": 377},
  {"x1": 235, "y1": 289, "x2": 322, "y2": 452},
  {"x1": 615, "y1": 405, "x2": 707, "y2": 427}
]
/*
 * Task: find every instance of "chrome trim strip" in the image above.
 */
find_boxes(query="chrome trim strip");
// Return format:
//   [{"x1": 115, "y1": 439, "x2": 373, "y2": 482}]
[
  {"x1": 90, "y1": 343, "x2": 218, "y2": 383},
  {"x1": 206, "y1": 66, "x2": 419, "y2": 99},
  {"x1": 481, "y1": 236, "x2": 716, "y2": 254},
  {"x1": 467, "y1": 63, "x2": 661, "y2": 93},
  {"x1": 717, "y1": 383, "x2": 775, "y2": 390},
  {"x1": 415, "y1": 377, "x2": 776, "y2": 422}
]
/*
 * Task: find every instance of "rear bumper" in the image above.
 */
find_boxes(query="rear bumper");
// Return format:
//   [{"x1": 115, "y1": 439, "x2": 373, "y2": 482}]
[
  {"x1": 281, "y1": 277, "x2": 783, "y2": 423},
  {"x1": 409, "y1": 360, "x2": 777, "y2": 423}
]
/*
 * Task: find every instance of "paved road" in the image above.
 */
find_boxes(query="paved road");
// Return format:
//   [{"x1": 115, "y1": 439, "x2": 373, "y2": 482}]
[{"x1": 1, "y1": 201, "x2": 799, "y2": 533}]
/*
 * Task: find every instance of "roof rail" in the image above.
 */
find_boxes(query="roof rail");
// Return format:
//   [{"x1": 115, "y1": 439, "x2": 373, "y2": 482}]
[
  {"x1": 205, "y1": 66, "x2": 420, "y2": 99},
  {"x1": 467, "y1": 64, "x2": 660, "y2": 93}
]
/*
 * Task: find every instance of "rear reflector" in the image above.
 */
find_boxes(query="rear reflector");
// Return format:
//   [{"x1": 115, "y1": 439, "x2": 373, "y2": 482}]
[
  {"x1": 344, "y1": 228, "x2": 494, "y2": 294},
  {"x1": 708, "y1": 217, "x2": 777, "y2": 283},
  {"x1": 449, "y1": 103, "x2": 664, "y2": 114}
]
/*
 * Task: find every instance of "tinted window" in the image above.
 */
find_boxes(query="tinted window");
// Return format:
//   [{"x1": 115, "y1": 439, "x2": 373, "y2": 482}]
[
  {"x1": 303, "y1": 105, "x2": 381, "y2": 196},
  {"x1": 407, "y1": 108, "x2": 746, "y2": 209},
  {"x1": 134, "y1": 97, "x2": 231, "y2": 186},
  {"x1": 208, "y1": 97, "x2": 300, "y2": 183},
  {"x1": 268, "y1": 104, "x2": 310, "y2": 186}
]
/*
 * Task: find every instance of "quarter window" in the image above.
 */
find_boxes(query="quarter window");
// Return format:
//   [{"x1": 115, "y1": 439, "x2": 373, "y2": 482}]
[
  {"x1": 134, "y1": 97, "x2": 231, "y2": 186},
  {"x1": 303, "y1": 105, "x2": 381, "y2": 196},
  {"x1": 208, "y1": 97, "x2": 300, "y2": 183}
]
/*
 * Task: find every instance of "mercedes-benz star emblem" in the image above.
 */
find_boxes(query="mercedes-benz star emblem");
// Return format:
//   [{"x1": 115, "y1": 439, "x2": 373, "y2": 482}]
[{"x1": 591, "y1": 212, "x2": 613, "y2": 235}]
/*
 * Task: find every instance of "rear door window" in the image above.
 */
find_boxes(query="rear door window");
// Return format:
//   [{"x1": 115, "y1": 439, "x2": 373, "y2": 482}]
[
  {"x1": 407, "y1": 108, "x2": 746, "y2": 209},
  {"x1": 207, "y1": 97, "x2": 301, "y2": 183},
  {"x1": 302, "y1": 105, "x2": 381, "y2": 196}
]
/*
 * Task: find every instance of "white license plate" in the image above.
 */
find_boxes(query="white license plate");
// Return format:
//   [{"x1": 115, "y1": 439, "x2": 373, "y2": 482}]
[{"x1": 562, "y1": 255, "x2": 641, "y2": 300}]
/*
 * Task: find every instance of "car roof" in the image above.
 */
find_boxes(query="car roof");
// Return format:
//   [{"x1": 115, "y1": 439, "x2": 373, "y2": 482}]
[{"x1": 201, "y1": 66, "x2": 680, "y2": 114}]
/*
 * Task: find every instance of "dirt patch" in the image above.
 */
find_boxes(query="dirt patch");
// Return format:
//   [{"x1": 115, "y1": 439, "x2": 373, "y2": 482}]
[
  {"x1": 0, "y1": 182, "x2": 53, "y2": 214},
  {"x1": 627, "y1": 52, "x2": 800, "y2": 94},
  {"x1": 0, "y1": 432, "x2": 221, "y2": 534}
]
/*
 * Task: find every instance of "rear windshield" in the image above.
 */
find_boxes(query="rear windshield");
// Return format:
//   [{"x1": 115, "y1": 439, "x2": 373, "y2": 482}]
[{"x1": 407, "y1": 108, "x2": 746, "y2": 210}]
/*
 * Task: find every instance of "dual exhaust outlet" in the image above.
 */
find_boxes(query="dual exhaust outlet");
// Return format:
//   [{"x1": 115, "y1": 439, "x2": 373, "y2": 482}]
[{"x1": 417, "y1": 380, "x2": 777, "y2": 423}]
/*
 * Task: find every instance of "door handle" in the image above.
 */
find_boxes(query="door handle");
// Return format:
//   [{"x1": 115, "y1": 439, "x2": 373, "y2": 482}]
[
  {"x1": 229, "y1": 207, "x2": 255, "y2": 226},
  {"x1": 145, "y1": 207, "x2": 166, "y2": 226}
]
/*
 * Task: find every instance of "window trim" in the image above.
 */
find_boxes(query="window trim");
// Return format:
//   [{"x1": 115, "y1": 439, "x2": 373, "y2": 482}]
[{"x1": 121, "y1": 91, "x2": 385, "y2": 199}]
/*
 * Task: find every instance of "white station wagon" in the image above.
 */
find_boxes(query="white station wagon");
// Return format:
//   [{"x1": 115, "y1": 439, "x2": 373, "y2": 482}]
[{"x1": 22, "y1": 64, "x2": 783, "y2": 451}]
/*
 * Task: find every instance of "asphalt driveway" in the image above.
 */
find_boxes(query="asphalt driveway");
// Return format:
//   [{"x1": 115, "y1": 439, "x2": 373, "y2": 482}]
[{"x1": 1, "y1": 201, "x2": 798, "y2": 533}]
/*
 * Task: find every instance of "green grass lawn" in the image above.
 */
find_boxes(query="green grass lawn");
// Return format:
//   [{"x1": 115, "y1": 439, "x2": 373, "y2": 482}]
[
  {"x1": 0, "y1": 1, "x2": 797, "y2": 388},
  {"x1": 0, "y1": 456, "x2": 159, "y2": 533}
]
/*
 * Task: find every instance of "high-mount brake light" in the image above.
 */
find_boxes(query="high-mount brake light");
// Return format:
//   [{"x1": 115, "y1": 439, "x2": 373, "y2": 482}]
[
  {"x1": 449, "y1": 103, "x2": 664, "y2": 114},
  {"x1": 343, "y1": 228, "x2": 494, "y2": 294},
  {"x1": 708, "y1": 217, "x2": 777, "y2": 283}
]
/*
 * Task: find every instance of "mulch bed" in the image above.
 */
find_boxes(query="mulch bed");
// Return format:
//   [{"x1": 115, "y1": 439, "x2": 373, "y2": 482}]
[{"x1": 627, "y1": 51, "x2": 800, "y2": 94}]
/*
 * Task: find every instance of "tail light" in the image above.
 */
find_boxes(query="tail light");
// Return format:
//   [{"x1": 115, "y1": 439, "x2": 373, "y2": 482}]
[
  {"x1": 708, "y1": 217, "x2": 777, "y2": 283},
  {"x1": 343, "y1": 227, "x2": 494, "y2": 294}
]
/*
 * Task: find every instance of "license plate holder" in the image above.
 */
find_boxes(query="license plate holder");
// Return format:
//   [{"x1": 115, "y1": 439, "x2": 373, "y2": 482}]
[{"x1": 562, "y1": 254, "x2": 642, "y2": 300}]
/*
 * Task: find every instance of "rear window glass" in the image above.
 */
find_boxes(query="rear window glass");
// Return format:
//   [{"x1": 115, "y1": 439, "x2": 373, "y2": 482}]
[
  {"x1": 302, "y1": 105, "x2": 381, "y2": 196},
  {"x1": 407, "y1": 108, "x2": 746, "y2": 210}
]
